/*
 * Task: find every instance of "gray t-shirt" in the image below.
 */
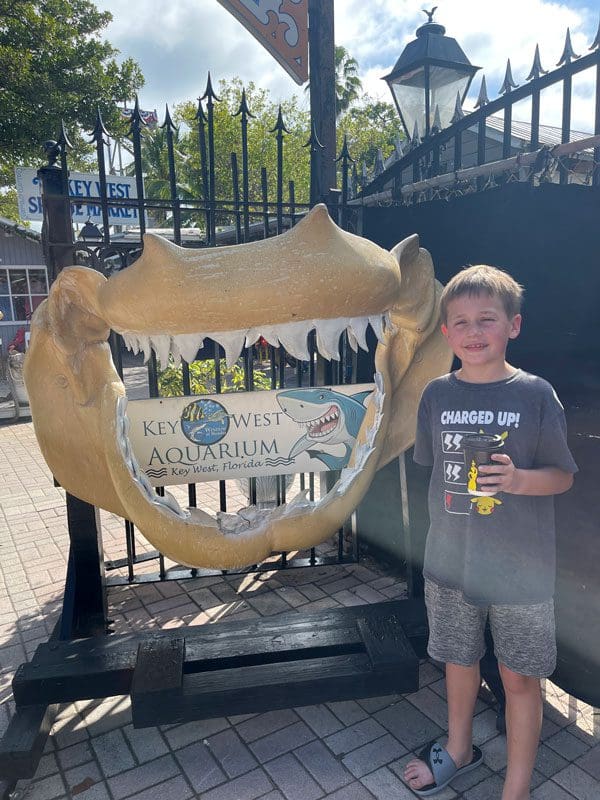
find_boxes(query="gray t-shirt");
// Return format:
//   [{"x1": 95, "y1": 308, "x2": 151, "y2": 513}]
[{"x1": 414, "y1": 370, "x2": 578, "y2": 605}]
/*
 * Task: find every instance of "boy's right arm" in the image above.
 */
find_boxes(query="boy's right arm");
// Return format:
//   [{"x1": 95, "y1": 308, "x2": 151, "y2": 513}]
[{"x1": 413, "y1": 392, "x2": 434, "y2": 467}]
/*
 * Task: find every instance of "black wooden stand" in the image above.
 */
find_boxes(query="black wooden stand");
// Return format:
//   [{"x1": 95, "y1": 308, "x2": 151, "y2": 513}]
[{"x1": 0, "y1": 599, "x2": 426, "y2": 781}]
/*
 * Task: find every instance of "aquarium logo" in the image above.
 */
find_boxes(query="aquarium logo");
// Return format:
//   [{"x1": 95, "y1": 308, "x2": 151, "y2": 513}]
[{"x1": 180, "y1": 399, "x2": 230, "y2": 445}]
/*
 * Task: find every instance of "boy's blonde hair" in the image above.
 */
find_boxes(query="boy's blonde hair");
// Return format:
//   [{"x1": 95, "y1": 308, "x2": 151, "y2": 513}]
[{"x1": 440, "y1": 265, "x2": 524, "y2": 324}]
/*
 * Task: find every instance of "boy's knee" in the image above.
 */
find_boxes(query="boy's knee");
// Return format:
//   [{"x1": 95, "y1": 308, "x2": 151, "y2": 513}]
[{"x1": 498, "y1": 662, "x2": 541, "y2": 695}]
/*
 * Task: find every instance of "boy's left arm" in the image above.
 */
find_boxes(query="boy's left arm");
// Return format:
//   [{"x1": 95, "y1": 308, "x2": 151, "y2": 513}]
[{"x1": 478, "y1": 458, "x2": 574, "y2": 496}]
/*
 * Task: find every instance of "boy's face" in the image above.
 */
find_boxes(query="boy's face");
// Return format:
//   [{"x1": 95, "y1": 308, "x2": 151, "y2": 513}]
[{"x1": 441, "y1": 292, "x2": 521, "y2": 371}]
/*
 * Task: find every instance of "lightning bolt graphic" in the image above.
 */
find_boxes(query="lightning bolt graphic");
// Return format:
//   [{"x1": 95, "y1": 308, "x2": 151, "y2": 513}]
[{"x1": 445, "y1": 463, "x2": 462, "y2": 481}]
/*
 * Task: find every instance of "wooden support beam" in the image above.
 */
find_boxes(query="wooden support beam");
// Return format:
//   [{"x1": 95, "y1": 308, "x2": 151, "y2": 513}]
[
  {"x1": 14, "y1": 601, "x2": 428, "y2": 718},
  {"x1": 0, "y1": 703, "x2": 59, "y2": 782}
]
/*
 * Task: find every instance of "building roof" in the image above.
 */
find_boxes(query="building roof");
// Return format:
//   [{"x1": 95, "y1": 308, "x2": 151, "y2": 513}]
[
  {"x1": 0, "y1": 216, "x2": 41, "y2": 243},
  {"x1": 479, "y1": 115, "x2": 592, "y2": 148}
]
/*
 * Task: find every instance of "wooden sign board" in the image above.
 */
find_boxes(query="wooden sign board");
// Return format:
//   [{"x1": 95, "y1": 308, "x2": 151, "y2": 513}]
[
  {"x1": 216, "y1": 0, "x2": 309, "y2": 84},
  {"x1": 127, "y1": 384, "x2": 374, "y2": 486}
]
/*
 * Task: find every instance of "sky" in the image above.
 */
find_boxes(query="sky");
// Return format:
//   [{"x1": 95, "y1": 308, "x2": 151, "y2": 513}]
[{"x1": 96, "y1": 0, "x2": 599, "y2": 132}]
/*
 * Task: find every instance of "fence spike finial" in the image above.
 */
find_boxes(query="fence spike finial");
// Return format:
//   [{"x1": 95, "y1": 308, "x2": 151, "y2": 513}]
[
  {"x1": 557, "y1": 28, "x2": 580, "y2": 65},
  {"x1": 394, "y1": 135, "x2": 404, "y2": 159},
  {"x1": 303, "y1": 120, "x2": 324, "y2": 150},
  {"x1": 499, "y1": 59, "x2": 519, "y2": 95},
  {"x1": 373, "y1": 148, "x2": 385, "y2": 176},
  {"x1": 91, "y1": 108, "x2": 109, "y2": 144},
  {"x1": 195, "y1": 96, "x2": 207, "y2": 124},
  {"x1": 526, "y1": 44, "x2": 548, "y2": 80},
  {"x1": 335, "y1": 133, "x2": 354, "y2": 164},
  {"x1": 161, "y1": 103, "x2": 176, "y2": 131},
  {"x1": 127, "y1": 95, "x2": 146, "y2": 136},
  {"x1": 410, "y1": 119, "x2": 421, "y2": 148},
  {"x1": 201, "y1": 72, "x2": 221, "y2": 103},
  {"x1": 431, "y1": 104, "x2": 442, "y2": 134},
  {"x1": 234, "y1": 87, "x2": 254, "y2": 119},
  {"x1": 270, "y1": 105, "x2": 290, "y2": 135},
  {"x1": 474, "y1": 75, "x2": 489, "y2": 108},
  {"x1": 451, "y1": 91, "x2": 465, "y2": 123},
  {"x1": 57, "y1": 120, "x2": 73, "y2": 151},
  {"x1": 590, "y1": 17, "x2": 600, "y2": 50}
]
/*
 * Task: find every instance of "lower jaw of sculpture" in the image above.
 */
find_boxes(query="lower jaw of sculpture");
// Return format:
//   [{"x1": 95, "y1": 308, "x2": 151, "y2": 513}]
[{"x1": 100, "y1": 315, "x2": 392, "y2": 570}]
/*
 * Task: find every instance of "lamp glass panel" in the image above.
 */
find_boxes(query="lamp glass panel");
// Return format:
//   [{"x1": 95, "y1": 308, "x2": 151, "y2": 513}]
[
  {"x1": 429, "y1": 67, "x2": 470, "y2": 129},
  {"x1": 390, "y1": 65, "x2": 427, "y2": 137}
]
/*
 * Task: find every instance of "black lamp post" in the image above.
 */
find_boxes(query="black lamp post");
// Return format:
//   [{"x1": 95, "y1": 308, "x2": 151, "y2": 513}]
[
  {"x1": 383, "y1": 8, "x2": 480, "y2": 140},
  {"x1": 78, "y1": 219, "x2": 103, "y2": 241}
]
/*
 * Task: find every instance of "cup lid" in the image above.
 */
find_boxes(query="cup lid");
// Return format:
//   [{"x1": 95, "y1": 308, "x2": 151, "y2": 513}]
[{"x1": 462, "y1": 433, "x2": 504, "y2": 449}]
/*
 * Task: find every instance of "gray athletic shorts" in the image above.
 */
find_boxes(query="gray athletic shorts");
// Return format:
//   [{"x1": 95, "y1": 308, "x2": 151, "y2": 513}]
[{"x1": 424, "y1": 579, "x2": 557, "y2": 677}]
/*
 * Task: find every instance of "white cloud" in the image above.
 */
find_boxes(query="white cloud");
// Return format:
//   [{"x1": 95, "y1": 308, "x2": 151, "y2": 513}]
[
  {"x1": 97, "y1": 0, "x2": 598, "y2": 131},
  {"x1": 337, "y1": 0, "x2": 598, "y2": 130}
]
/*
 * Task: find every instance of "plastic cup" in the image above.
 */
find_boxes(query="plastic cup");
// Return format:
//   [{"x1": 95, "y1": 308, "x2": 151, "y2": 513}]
[{"x1": 462, "y1": 433, "x2": 505, "y2": 496}]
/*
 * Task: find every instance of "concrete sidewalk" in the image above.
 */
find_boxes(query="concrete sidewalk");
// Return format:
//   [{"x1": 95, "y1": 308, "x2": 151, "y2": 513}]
[{"x1": 1, "y1": 418, "x2": 598, "y2": 800}]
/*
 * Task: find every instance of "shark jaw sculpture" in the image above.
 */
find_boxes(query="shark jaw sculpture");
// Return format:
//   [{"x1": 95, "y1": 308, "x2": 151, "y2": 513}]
[{"x1": 24, "y1": 205, "x2": 451, "y2": 569}]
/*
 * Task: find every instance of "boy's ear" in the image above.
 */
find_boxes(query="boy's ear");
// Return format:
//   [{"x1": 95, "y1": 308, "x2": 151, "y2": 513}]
[
  {"x1": 441, "y1": 323, "x2": 448, "y2": 337},
  {"x1": 509, "y1": 313, "x2": 522, "y2": 339}
]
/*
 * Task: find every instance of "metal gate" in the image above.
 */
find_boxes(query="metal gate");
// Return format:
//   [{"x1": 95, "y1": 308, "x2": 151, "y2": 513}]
[{"x1": 38, "y1": 76, "x2": 365, "y2": 589}]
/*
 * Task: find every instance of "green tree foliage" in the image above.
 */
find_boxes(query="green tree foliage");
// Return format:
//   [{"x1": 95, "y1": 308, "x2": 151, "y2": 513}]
[
  {"x1": 334, "y1": 45, "x2": 362, "y2": 117},
  {"x1": 158, "y1": 358, "x2": 271, "y2": 397},
  {"x1": 162, "y1": 78, "x2": 400, "y2": 219},
  {"x1": 337, "y1": 98, "x2": 401, "y2": 179},
  {"x1": 175, "y1": 78, "x2": 312, "y2": 213},
  {"x1": 125, "y1": 124, "x2": 196, "y2": 227},
  {"x1": 0, "y1": 0, "x2": 144, "y2": 192}
]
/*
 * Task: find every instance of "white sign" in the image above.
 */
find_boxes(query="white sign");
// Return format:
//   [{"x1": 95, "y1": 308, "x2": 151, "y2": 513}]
[
  {"x1": 127, "y1": 384, "x2": 375, "y2": 486},
  {"x1": 15, "y1": 167, "x2": 141, "y2": 227}
]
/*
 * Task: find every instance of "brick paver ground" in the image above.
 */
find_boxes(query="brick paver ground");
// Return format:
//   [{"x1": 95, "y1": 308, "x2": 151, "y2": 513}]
[{"x1": 1, "y1": 416, "x2": 598, "y2": 800}]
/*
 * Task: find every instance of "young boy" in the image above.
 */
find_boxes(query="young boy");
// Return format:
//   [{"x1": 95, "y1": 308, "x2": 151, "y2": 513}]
[{"x1": 403, "y1": 265, "x2": 577, "y2": 800}]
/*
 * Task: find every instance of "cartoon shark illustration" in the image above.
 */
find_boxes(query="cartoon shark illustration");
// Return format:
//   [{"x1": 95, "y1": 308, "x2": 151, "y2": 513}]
[{"x1": 277, "y1": 387, "x2": 373, "y2": 470}]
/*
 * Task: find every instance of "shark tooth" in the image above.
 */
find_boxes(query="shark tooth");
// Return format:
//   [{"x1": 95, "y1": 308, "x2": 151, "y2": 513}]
[
  {"x1": 212, "y1": 330, "x2": 246, "y2": 367},
  {"x1": 138, "y1": 335, "x2": 152, "y2": 364},
  {"x1": 169, "y1": 337, "x2": 181, "y2": 364},
  {"x1": 173, "y1": 333, "x2": 204, "y2": 364},
  {"x1": 277, "y1": 320, "x2": 313, "y2": 361},
  {"x1": 315, "y1": 318, "x2": 346, "y2": 361},
  {"x1": 244, "y1": 328, "x2": 263, "y2": 348},
  {"x1": 347, "y1": 317, "x2": 369, "y2": 351},
  {"x1": 121, "y1": 333, "x2": 134, "y2": 353},
  {"x1": 383, "y1": 311, "x2": 396, "y2": 335},
  {"x1": 137, "y1": 471, "x2": 154, "y2": 496},
  {"x1": 156, "y1": 490, "x2": 188, "y2": 518},
  {"x1": 369, "y1": 315, "x2": 385, "y2": 343},
  {"x1": 216, "y1": 511, "x2": 250, "y2": 534},
  {"x1": 121, "y1": 332, "x2": 140, "y2": 355},
  {"x1": 346, "y1": 327, "x2": 359, "y2": 353},
  {"x1": 151, "y1": 335, "x2": 172, "y2": 368},
  {"x1": 253, "y1": 325, "x2": 281, "y2": 349}
]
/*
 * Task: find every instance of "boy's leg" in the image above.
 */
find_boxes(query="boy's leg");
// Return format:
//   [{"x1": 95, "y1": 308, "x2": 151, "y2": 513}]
[
  {"x1": 446, "y1": 661, "x2": 482, "y2": 764},
  {"x1": 491, "y1": 599, "x2": 556, "y2": 800},
  {"x1": 499, "y1": 663, "x2": 542, "y2": 800},
  {"x1": 404, "y1": 661, "x2": 480, "y2": 791},
  {"x1": 481, "y1": 622, "x2": 506, "y2": 732},
  {"x1": 404, "y1": 581, "x2": 486, "y2": 791}
]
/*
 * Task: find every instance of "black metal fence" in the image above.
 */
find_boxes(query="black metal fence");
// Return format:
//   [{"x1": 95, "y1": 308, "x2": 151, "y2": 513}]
[
  {"x1": 362, "y1": 28, "x2": 600, "y2": 202},
  {"x1": 38, "y1": 77, "x2": 366, "y2": 586}
]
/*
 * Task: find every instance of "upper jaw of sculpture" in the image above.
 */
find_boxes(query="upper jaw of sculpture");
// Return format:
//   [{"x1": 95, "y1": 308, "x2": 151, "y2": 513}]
[
  {"x1": 94, "y1": 204, "x2": 401, "y2": 367},
  {"x1": 25, "y1": 205, "x2": 448, "y2": 569}
]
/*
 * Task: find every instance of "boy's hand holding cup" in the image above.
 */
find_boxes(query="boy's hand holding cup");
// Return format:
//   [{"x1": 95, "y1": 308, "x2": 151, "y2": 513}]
[{"x1": 463, "y1": 433, "x2": 506, "y2": 496}]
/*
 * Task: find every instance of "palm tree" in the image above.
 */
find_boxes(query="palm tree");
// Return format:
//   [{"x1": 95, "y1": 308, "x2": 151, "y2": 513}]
[
  {"x1": 335, "y1": 45, "x2": 362, "y2": 117},
  {"x1": 305, "y1": 46, "x2": 363, "y2": 118}
]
